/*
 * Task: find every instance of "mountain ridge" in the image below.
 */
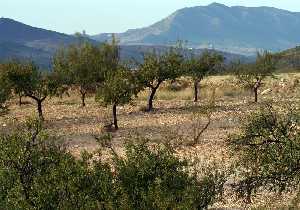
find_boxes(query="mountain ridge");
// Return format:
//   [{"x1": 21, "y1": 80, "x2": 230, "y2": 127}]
[
  {"x1": 0, "y1": 17, "x2": 90, "y2": 68},
  {"x1": 0, "y1": 17, "x2": 250, "y2": 68},
  {"x1": 91, "y1": 3, "x2": 300, "y2": 55}
]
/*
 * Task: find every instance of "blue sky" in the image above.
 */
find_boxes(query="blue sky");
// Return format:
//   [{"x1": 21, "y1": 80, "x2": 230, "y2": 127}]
[{"x1": 1, "y1": 0, "x2": 299, "y2": 35}]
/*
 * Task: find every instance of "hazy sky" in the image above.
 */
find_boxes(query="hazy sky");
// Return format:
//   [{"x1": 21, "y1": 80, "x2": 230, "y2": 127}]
[{"x1": 1, "y1": 0, "x2": 300, "y2": 35}]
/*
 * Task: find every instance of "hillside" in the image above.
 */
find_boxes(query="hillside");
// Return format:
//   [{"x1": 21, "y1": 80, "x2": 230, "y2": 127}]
[
  {"x1": 0, "y1": 18, "x2": 80, "y2": 68},
  {"x1": 0, "y1": 41, "x2": 55, "y2": 69},
  {"x1": 0, "y1": 18, "x2": 76, "y2": 50},
  {"x1": 92, "y1": 3, "x2": 300, "y2": 55},
  {"x1": 0, "y1": 18, "x2": 249, "y2": 68}
]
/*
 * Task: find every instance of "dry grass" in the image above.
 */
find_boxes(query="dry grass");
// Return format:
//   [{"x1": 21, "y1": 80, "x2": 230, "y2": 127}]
[{"x1": 0, "y1": 73, "x2": 299, "y2": 209}]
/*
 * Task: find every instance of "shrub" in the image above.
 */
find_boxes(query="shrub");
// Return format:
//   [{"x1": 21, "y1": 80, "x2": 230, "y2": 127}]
[
  {"x1": 228, "y1": 104, "x2": 300, "y2": 203},
  {"x1": 0, "y1": 120, "x2": 226, "y2": 209},
  {"x1": 114, "y1": 141, "x2": 225, "y2": 209},
  {"x1": 0, "y1": 119, "x2": 114, "y2": 209}
]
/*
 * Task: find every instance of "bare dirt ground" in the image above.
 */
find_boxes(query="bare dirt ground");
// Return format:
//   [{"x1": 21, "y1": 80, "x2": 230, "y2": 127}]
[{"x1": 0, "y1": 73, "x2": 299, "y2": 209}]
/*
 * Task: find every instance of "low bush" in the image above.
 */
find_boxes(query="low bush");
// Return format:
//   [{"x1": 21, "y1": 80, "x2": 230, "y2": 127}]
[
  {"x1": 228, "y1": 104, "x2": 300, "y2": 203},
  {"x1": 0, "y1": 119, "x2": 226, "y2": 209},
  {"x1": 114, "y1": 142, "x2": 225, "y2": 209},
  {"x1": 0, "y1": 119, "x2": 115, "y2": 209}
]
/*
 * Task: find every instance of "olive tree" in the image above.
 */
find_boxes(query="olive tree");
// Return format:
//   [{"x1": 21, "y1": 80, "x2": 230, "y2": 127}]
[
  {"x1": 186, "y1": 51, "x2": 224, "y2": 102},
  {"x1": 6, "y1": 61, "x2": 59, "y2": 121},
  {"x1": 138, "y1": 48, "x2": 184, "y2": 111},
  {"x1": 234, "y1": 51, "x2": 275, "y2": 103}
]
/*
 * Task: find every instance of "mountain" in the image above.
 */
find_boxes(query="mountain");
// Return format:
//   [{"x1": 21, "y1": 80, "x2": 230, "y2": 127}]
[
  {"x1": 0, "y1": 41, "x2": 52, "y2": 67},
  {"x1": 0, "y1": 18, "x2": 249, "y2": 68},
  {"x1": 0, "y1": 18, "x2": 81, "y2": 68},
  {"x1": 0, "y1": 18, "x2": 75, "y2": 47},
  {"x1": 92, "y1": 3, "x2": 300, "y2": 55}
]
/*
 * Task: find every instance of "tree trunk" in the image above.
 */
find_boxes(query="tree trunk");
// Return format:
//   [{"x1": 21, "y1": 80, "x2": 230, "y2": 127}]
[
  {"x1": 81, "y1": 92, "x2": 86, "y2": 107},
  {"x1": 253, "y1": 78, "x2": 261, "y2": 103},
  {"x1": 194, "y1": 80, "x2": 199, "y2": 102},
  {"x1": 112, "y1": 103, "x2": 118, "y2": 130},
  {"x1": 37, "y1": 100, "x2": 44, "y2": 121},
  {"x1": 147, "y1": 87, "x2": 158, "y2": 112},
  {"x1": 19, "y1": 94, "x2": 23, "y2": 106},
  {"x1": 254, "y1": 88, "x2": 258, "y2": 103}
]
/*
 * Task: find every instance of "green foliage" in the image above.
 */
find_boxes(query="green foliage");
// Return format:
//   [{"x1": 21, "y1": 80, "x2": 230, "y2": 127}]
[
  {"x1": 0, "y1": 120, "x2": 226, "y2": 209},
  {"x1": 274, "y1": 46, "x2": 300, "y2": 72},
  {"x1": 137, "y1": 47, "x2": 184, "y2": 111},
  {"x1": 233, "y1": 51, "x2": 276, "y2": 102},
  {"x1": 53, "y1": 41, "x2": 108, "y2": 106},
  {"x1": 5, "y1": 61, "x2": 58, "y2": 98},
  {"x1": 138, "y1": 48, "x2": 184, "y2": 90},
  {"x1": 54, "y1": 35, "x2": 121, "y2": 107},
  {"x1": 228, "y1": 104, "x2": 300, "y2": 202},
  {"x1": 0, "y1": 119, "x2": 115, "y2": 210},
  {"x1": 4, "y1": 61, "x2": 59, "y2": 120},
  {"x1": 185, "y1": 50, "x2": 224, "y2": 102},
  {"x1": 100, "y1": 35, "x2": 120, "y2": 74},
  {"x1": 114, "y1": 141, "x2": 225, "y2": 209},
  {"x1": 2, "y1": 61, "x2": 31, "y2": 98},
  {"x1": 96, "y1": 66, "x2": 140, "y2": 107},
  {"x1": 96, "y1": 65, "x2": 141, "y2": 129}
]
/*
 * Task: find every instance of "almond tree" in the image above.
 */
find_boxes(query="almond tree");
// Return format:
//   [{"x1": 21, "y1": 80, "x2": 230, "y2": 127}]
[
  {"x1": 96, "y1": 66, "x2": 141, "y2": 130},
  {"x1": 186, "y1": 51, "x2": 224, "y2": 102},
  {"x1": 3, "y1": 61, "x2": 32, "y2": 106},
  {"x1": 53, "y1": 42, "x2": 106, "y2": 107},
  {"x1": 138, "y1": 48, "x2": 184, "y2": 111},
  {"x1": 234, "y1": 51, "x2": 275, "y2": 103},
  {"x1": 5, "y1": 61, "x2": 59, "y2": 121}
]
